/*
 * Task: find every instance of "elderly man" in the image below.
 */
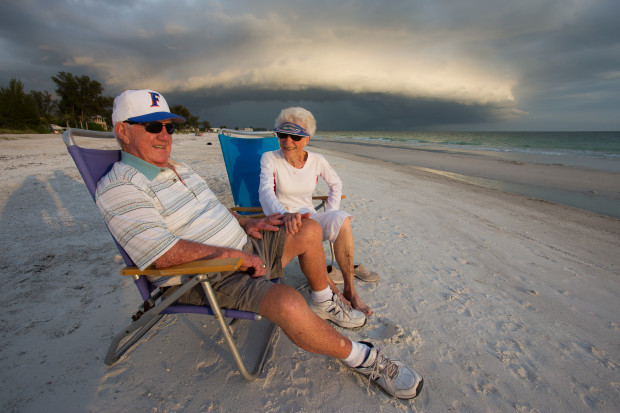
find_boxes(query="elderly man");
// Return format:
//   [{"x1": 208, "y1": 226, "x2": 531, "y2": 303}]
[{"x1": 95, "y1": 89, "x2": 423, "y2": 400}]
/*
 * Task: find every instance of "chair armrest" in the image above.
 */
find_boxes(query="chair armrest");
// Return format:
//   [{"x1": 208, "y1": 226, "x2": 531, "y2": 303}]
[
  {"x1": 120, "y1": 257, "x2": 243, "y2": 277},
  {"x1": 232, "y1": 206, "x2": 264, "y2": 212},
  {"x1": 312, "y1": 195, "x2": 346, "y2": 201},
  {"x1": 231, "y1": 206, "x2": 266, "y2": 218},
  {"x1": 313, "y1": 195, "x2": 346, "y2": 212}
]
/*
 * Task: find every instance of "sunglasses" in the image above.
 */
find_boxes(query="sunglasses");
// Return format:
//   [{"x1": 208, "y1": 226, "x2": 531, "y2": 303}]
[
  {"x1": 277, "y1": 132, "x2": 305, "y2": 141},
  {"x1": 126, "y1": 121, "x2": 176, "y2": 134}
]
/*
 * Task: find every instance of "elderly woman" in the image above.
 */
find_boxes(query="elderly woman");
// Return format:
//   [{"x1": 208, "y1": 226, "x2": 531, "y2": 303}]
[{"x1": 258, "y1": 107, "x2": 379, "y2": 316}]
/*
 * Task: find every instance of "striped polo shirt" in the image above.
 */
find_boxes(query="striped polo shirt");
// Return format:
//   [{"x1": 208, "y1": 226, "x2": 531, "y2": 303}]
[{"x1": 95, "y1": 152, "x2": 247, "y2": 285}]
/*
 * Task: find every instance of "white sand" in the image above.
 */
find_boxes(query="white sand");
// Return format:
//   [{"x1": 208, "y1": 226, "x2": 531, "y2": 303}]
[{"x1": 1, "y1": 133, "x2": 619, "y2": 412}]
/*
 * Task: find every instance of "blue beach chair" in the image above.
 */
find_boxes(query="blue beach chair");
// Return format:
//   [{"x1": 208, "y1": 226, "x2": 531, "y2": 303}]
[
  {"x1": 63, "y1": 128, "x2": 279, "y2": 381},
  {"x1": 218, "y1": 129, "x2": 340, "y2": 265},
  {"x1": 218, "y1": 130, "x2": 280, "y2": 217}
]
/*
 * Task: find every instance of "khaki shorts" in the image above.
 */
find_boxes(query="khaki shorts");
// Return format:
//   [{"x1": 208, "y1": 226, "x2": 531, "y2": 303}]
[{"x1": 163, "y1": 227, "x2": 286, "y2": 313}]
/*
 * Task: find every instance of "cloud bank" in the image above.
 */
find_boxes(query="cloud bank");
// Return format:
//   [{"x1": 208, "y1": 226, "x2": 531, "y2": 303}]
[{"x1": 2, "y1": 0, "x2": 619, "y2": 130}]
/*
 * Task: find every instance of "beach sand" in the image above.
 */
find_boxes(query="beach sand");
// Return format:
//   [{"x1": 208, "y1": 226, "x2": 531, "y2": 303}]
[{"x1": 1, "y1": 133, "x2": 619, "y2": 412}]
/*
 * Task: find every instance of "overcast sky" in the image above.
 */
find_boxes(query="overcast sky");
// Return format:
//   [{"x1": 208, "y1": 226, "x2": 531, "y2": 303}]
[{"x1": 2, "y1": 0, "x2": 619, "y2": 131}]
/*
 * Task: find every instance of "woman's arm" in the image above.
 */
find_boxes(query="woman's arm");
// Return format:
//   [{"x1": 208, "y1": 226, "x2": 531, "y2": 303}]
[
  {"x1": 258, "y1": 152, "x2": 288, "y2": 215},
  {"x1": 318, "y1": 155, "x2": 343, "y2": 211}
]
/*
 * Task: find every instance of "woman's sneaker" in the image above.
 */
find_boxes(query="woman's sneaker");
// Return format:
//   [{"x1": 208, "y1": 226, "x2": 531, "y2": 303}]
[
  {"x1": 354, "y1": 342, "x2": 423, "y2": 399},
  {"x1": 310, "y1": 293, "x2": 366, "y2": 328},
  {"x1": 327, "y1": 265, "x2": 344, "y2": 284},
  {"x1": 353, "y1": 264, "x2": 380, "y2": 282}
]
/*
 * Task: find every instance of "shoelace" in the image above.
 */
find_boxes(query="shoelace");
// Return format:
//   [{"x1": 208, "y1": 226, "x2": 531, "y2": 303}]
[
  {"x1": 367, "y1": 346, "x2": 400, "y2": 391},
  {"x1": 333, "y1": 293, "x2": 352, "y2": 316}
]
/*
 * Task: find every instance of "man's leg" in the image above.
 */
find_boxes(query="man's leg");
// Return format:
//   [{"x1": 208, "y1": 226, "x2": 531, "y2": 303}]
[
  {"x1": 259, "y1": 283, "x2": 351, "y2": 358},
  {"x1": 258, "y1": 283, "x2": 424, "y2": 400}
]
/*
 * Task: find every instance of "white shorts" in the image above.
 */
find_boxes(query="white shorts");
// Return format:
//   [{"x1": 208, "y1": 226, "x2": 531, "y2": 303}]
[{"x1": 311, "y1": 210, "x2": 352, "y2": 242}]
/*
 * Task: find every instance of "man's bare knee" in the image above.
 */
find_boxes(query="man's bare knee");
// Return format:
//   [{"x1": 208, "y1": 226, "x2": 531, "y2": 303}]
[{"x1": 259, "y1": 284, "x2": 306, "y2": 321}]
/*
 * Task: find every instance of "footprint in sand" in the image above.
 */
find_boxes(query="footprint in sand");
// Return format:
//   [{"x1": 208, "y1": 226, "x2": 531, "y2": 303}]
[
  {"x1": 365, "y1": 239, "x2": 384, "y2": 246},
  {"x1": 363, "y1": 317, "x2": 406, "y2": 344}
]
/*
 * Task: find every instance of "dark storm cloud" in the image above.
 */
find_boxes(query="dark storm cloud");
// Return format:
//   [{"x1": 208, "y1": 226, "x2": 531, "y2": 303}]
[
  {"x1": 1, "y1": 0, "x2": 619, "y2": 130},
  {"x1": 164, "y1": 87, "x2": 511, "y2": 131}
]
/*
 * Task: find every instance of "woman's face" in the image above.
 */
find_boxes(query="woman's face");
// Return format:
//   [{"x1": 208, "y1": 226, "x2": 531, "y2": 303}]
[
  {"x1": 278, "y1": 123, "x2": 310, "y2": 158},
  {"x1": 278, "y1": 127, "x2": 310, "y2": 157}
]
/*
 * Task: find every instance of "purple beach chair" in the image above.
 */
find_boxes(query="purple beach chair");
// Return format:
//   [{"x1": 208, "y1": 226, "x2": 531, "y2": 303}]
[{"x1": 62, "y1": 128, "x2": 279, "y2": 381}]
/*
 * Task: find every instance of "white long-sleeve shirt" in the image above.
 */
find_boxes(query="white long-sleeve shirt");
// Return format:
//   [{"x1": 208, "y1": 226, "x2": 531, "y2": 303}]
[{"x1": 259, "y1": 150, "x2": 343, "y2": 215}]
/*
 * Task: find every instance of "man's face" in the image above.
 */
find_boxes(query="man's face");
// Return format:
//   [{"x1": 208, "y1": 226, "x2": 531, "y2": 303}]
[{"x1": 116, "y1": 120, "x2": 174, "y2": 167}]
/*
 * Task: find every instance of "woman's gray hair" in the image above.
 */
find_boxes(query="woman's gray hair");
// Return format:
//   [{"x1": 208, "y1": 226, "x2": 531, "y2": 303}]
[{"x1": 274, "y1": 107, "x2": 317, "y2": 137}]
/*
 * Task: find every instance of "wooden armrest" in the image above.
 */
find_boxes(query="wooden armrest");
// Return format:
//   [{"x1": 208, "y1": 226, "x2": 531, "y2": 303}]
[
  {"x1": 120, "y1": 257, "x2": 243, "y2": 277},
  {"x1": 231, "y1": 206, "x2": 264, "y2": 212},
  {"x1": 231, "y1": 206, "x2": 266, "y2": 218},
  {"x1": 312, "y1": 195, "x2": 346, "y2": 200}
]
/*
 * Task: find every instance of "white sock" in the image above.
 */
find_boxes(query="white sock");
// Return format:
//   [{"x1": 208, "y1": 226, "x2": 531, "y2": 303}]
[
  {"x1": 343, "y1": 341, "x2": 371, "y2": 368},
  {"x1": 311, "y1": 286, "x2": 333, "y2": 303}
]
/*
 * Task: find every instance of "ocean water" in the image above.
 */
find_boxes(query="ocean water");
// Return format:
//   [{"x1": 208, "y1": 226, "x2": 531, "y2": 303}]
[
  {"x1": 313, "y1": 131, "x2": 620, "y2": 218},
  {"x1": 316, "y1": 131, "x2": 620, "y2": 162}
]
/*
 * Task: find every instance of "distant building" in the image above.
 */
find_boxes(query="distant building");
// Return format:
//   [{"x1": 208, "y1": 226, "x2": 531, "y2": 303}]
[
  {"x1": 91, "y1": 115, "x2": 108, "y2": 130},
  {"x1": 49, "y1": 124, "x2": 65, "y2": 133}
]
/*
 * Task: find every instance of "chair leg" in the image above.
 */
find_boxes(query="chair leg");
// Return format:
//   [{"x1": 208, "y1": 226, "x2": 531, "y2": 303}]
[
  {"x1": 227, "y1": 317, "x2": 241, "y2": 334},
  {"x1": 329, "y1": 241, "x2": 335, "y2": 267},
  {"x1": 104, "y1": 276, "x2": 203, "y2": 366},
  {"x1": 104, "y1": 314, "x2": 165, "y2": 365},
  {"x1": 200, "y1": 279, "x2": 279, "y2": 381}
]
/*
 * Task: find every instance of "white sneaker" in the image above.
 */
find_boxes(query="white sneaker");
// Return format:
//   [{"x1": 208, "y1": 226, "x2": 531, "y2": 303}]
[
  {"x1": 355, "y1": 342, "x2": 423, "y2": 399},
  {"x1": 310, "y1": 293, "x2": 366, "y2": 328}
]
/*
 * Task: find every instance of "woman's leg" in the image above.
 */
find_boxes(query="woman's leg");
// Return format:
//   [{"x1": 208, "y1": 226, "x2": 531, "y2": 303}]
[{"x1": 334, "y1": 217, "x2": 372, "y2": 315}]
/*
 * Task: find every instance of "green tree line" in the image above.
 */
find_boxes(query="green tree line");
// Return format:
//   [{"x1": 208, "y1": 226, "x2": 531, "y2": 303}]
[{"x1": 0, "y1": 73, "x2": 209, "y2": 133}]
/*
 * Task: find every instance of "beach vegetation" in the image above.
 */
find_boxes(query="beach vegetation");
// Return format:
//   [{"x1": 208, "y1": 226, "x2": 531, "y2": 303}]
[
  {"x1": 1, "y1": 74, "x2": 213, "y2": 133},
  {"x1": 0, "y1": 79, "x2": 40, "y2": 130},
  {"x1": 30, "y1": 90, "x2": 57, "y2": 120},
  {"x1": 200, "y1": 120, "x2": 211, "y2": 131},
  {"x1": 86, "y1": 121, "x2": 107, "y2": 132},
  {"x1": 170, "y1": 104, "x2": 199, "y2": 131},
  {"x1": 51, "y1": 72, "x2": 113, "y2": 129}
]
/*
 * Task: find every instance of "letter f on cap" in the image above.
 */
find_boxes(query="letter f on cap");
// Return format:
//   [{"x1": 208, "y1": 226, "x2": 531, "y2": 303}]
[{"x1": 149, "y1": 92, "x2": 161, "y2": 107}]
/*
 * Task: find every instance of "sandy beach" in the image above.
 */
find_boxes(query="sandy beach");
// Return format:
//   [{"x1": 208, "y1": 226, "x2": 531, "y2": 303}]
[{"x1": 1, "y1": 133, "x2": 619, "y2": 412}]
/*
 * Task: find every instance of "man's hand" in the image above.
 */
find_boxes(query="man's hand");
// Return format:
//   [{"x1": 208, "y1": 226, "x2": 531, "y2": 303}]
[
  {"x1": 238, "y1": 252, "x2": 268, "y2": 278},
  {"x1": 242, "y1": 212, "x2": 285, "y2": 239},
  {"x1": 282, "y1": 212, "x2": 311, "y2": 235}
]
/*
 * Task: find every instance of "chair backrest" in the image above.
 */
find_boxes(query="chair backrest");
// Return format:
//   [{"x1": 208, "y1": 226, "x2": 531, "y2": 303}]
[
  {"x1": 62, "y1": 129, "x2": 135, "y2": 268},
  {"x1": 218, "y1": 129, "x2": 279, "y2": 208},
  {"x1": 63, "y1": 129, "x2": 278, "y2": 309}
]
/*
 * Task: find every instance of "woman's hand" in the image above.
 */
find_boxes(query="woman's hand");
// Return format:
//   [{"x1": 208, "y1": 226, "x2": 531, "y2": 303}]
[
  {"x1": 242, "y1": 213, "x2": 284, "y2": 239},
  {"x1": 282, "y1": 212, "x2": 311, "y2": 235}
]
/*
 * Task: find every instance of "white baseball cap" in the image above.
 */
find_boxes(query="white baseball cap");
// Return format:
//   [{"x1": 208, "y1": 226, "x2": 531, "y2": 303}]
[{"x1": 112, "y1": 89, "x2": 186, "y2": 125}]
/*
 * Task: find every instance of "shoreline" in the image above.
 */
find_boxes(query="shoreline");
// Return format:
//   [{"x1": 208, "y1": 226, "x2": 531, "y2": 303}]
[{"x1": 309, "y1": 137, "x2": 620, "y2": 219}]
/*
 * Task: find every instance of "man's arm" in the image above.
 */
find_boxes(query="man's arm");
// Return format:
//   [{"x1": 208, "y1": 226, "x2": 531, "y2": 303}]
[
  {"x1": 231, "y1": 211, "x2": 286, "y2": 239},
  {"x1": 154, "y1": 239, "x2": 268, "y2": 277}
]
